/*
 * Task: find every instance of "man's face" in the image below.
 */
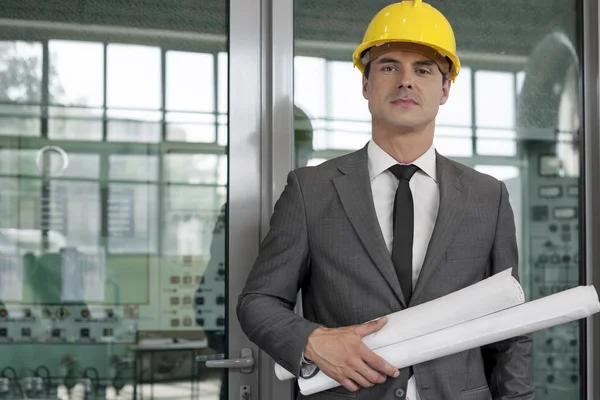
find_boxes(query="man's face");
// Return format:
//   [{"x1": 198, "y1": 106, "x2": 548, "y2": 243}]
[{"x1": 362, "y1": 50, "x2": 451, "y2": 134}]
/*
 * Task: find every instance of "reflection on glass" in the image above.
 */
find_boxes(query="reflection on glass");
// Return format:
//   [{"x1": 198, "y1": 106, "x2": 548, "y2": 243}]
[
  {"x1": 1, "y1": 8, "x2": 227, "y2": 400},
  {"x1": 47, "y1": 40, "x2": 105, "y2": 141},
  {"x1": 167, "y1": 112, "x2": 216, "y2": 142},
  {"x1": 107, "y1": 109, "x2": 162, "y2": 142},
  {"x1": 49, "y1": 40, "x2": 104, "y2": 106},
  {"x1": 162, "y1": 186, "x2": 225, "y2": 256},
  {"x1": 433, "y1": 136, "x2": 473, "y2": 157},
  {"x1": 0, "y1": 149, "x2": 99, "y2": 179},
  {"x1": 0, "y1": 104, "x2": 41, "y2": 136},
  {"x1": 0, "y1": 41, "x2": 43, "y2": 103},
  {"x1": 328, "y1": 61, "x2": 369, "y2": 121},
  {"x1": 294, "y1": 56, "x2": 326, "y2": 119},
  {"x1": 476, "y1": 138, "x2": 517, "y2": 156},
  {"x1": 48, "y1": 106, "x2": 104, "y2": 141},
  {"x1": 107, "y1": 44, "x2": 161, "y2": 110},
  {"x1": 0, "y1": 177, "x2": 41, "y2": 237},
  {"x1": 437, "y1": 67, "x2": 472, "y2": 128},
  {"x1": 0, "y1": 41, "x2": 43, "y2": 136},
  {"x1": 109, "y1": 154, "x2": 159, "y2": 182},
  {"x1": 107, "y1": 184, "x2": 158, "y2": 255},
  {"x1": 167, "y1": 52, "x2": 214, "y2": 112},
  {"x1": 218, "y1": 52, "x2": 228, "y2": 114},
  {"x1": 164, "y1": 154, "x2": 223, "y2": 184},
  {"x1": 476, "y1": 129, "x2": 517, "y2": 156},
  {"x1": 217, "y1": 52, "x2": 228, "y2": 147},
  {"x1": 476, "y1": 70, "x2": 515, "y2": 129}
]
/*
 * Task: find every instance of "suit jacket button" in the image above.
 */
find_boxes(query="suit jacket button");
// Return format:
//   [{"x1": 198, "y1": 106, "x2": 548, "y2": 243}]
[{"x1": 394, "y1": 388, "x2": 406, "y2": 398}]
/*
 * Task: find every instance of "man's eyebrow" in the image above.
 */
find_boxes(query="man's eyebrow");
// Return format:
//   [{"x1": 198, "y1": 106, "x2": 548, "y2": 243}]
[
  {"x1": 376, "y1": 57, "x2": 400, "y2": 65},
  {"x1": 375, "y1": 57, "x2": 435, "y2": 67},
  {"x1": 413, "y1": 60, "x2": 436, "y2": 67}
]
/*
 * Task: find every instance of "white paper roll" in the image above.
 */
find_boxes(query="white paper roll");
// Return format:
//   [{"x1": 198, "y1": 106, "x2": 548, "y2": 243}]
[
  {"x1": 298, "y1": 285, "x2": 600, "y2": 395},
  {"x1": 274, "y1": 268, "x2": 524, "y2": 381}
]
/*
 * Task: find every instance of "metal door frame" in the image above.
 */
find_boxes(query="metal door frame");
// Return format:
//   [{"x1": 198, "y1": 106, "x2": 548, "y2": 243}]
[{"x1": 583, "y1": 0, "x2": 600, "y2": 399}]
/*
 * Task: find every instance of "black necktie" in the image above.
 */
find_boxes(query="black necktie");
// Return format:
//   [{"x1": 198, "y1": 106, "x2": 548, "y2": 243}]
[{"x1": 388, "y1": 164, "x2": 419, "y2": 304}]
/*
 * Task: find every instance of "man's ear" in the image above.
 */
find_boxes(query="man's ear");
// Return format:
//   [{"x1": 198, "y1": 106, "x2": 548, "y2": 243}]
[
  {"x1": 362, "y1": 74, "x2": 369, "y2": 100},
  {"x1": 440, "y1": 78, "x2": 451, "y2": 105}
]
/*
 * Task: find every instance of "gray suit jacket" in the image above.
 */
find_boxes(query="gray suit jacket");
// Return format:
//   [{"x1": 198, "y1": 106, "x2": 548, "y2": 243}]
[{"x1": 237, "y1": 145, "x2": 534, "y2": 400}]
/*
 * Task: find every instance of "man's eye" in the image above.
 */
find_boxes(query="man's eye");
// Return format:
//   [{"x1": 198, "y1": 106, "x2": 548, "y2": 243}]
[{"x1": 416, "y1": 68, "x2": 431, "y2": 75}]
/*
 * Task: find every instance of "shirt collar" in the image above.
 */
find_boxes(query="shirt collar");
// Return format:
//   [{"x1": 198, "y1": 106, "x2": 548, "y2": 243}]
[{"x1": 367, "y1": 139, "x2": 437, "y2": 182}]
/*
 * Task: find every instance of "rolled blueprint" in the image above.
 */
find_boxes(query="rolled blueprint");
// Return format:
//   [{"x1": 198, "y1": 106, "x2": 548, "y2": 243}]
[
  {"x1": 298, "y1": 285, "x2": 600, "y2": 395},
  {"x1": 274, "y1": 268, "x2": 524, "y2": 380}
]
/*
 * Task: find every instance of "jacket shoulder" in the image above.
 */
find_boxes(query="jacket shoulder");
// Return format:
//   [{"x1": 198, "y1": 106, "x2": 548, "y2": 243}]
[{"x1": 293, "y1": 149, "x2": 362, "y2": 182}]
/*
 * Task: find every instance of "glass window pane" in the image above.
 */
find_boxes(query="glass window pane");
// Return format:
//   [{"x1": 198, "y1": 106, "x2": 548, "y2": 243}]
[
  {"x1": 107, "y1": 44, "x2": 161, "y2": 110},
  {"x1": 475, "y1": 71, "x2": 515, "y2": 129},
  {"x1": 516, "y1": 71, "x2": 526, "y2": 96},
  {"x1": 109, "y1": 154, "x2": 159, "y2": 182},
  {"x1": 218, "y1": 113, "x2": 228, "y2": 146},
  {"x1": 48, "y1": 40, "x2": 104, "y2": 106},
  {"x1": 1, "y1": 2, "x2": 229, "y2": 399},
  {"x1": 0, "y1": 105, "x2": 40, "y2": 136},
  {"x1": 0, "y1": 41, "x2": 43, "y2": 103},
  {"x1": 476, "y1": 139, "x2": 517, "y2": 156},
  {"x1": 0, "y1": 149, "x2": 99, "y2": 179},
  {"x1": 107, "y1": 110, "x2": 161, "y2": 143},
  {"x1": 0, "y1": 178, "x2": 40, "y2": 233},
  {"x1": 476, "y1": 129, "x2": 517, "y2": 156},
  {"x1": 107, "y1": 184, "x2": 158, "y2": 254},
  {"x1": 318, "y1": 120, "x2": 370, "y2": 151},
  {"x1": 329, "y1": 61, "x2": 370, "y2": 121},
  {"x1": 163, "y1": 154, "x2": 223, "y2": 185},
  {"x1": 48, "y1": 106, "x2": 103, "y2": 141},
  {"x1": 166, "y1": 112, "x2": 216, "y2": 143},
  {"x1": 218, "y1": 52, "x2": 228, "y2": 114},
  {"x1": 162, "y1": 186, "x2": 225, "y2": 256},
  {"x1": 474, "y1": 165, "x2": 520, "y2": 182},
  {"x1": 433, "y1": 137, "x2": 473, "y2": 157},
  {"x1": 48, "y1": 181, "x2": 100, "y2": 248},
  {"x1": 437, "y1": 67, "x2": 472, "y2": 128},
  {"x1": 436, "y1": 126, "x2": 472, "y2": 137},
  {"x1": 294, "y1": 56, "x2": 326, "y2": 120},
  {"x1": 166, "y1": 51, "x2": 214, "y2": 112}
]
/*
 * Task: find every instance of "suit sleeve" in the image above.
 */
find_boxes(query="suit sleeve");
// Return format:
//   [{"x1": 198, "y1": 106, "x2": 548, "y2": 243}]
[
  {"x1": 236, "y1": 169, "x2": 321, "y2": 378},
  {"x1": 482, "y1": 181, "x2": 535, "y2": 399}
]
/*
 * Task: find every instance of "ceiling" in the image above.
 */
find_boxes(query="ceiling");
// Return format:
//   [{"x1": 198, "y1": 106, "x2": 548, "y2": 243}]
[{"x1": 0, "y1": 0, "x2": 581, "y2": 58}]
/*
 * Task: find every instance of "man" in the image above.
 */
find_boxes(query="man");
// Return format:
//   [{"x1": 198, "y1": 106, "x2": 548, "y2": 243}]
[{"x1": 237, "y1": 1, "x2": 534, "y2": 399}]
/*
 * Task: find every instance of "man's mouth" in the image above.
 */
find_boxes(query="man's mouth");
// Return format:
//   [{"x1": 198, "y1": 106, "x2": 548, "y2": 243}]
[{"x1": 391, "y1": 97, "x2": 419, "y2": 106}]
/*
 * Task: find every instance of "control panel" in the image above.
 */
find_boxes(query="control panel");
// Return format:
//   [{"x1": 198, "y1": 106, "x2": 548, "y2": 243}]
[{"x1": 527, "y1": 152, "x2": 580, "y2": 399}]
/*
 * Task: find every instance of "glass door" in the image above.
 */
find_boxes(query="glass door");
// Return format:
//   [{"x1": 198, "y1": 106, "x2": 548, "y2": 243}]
[{"x1": 0, "y1": 1, "x2": 262, "y2": 399}]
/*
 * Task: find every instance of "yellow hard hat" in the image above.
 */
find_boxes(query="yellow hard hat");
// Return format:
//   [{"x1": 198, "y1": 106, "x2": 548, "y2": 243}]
[{"x1": 353, "y1": 0, "x2": 461, "y2": 81}]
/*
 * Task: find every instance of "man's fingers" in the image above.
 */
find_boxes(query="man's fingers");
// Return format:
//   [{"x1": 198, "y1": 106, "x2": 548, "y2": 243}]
[
  {"x1": 356, "y1": 316, "x2": 387, "y2": 337},
  {"x1": 346, "y1": 370, "x2": 374, "y2": 389},
  {"x1": 357, "y1": 363, "x2": 387, "y2": 384},
  {"x1": 362, "y1": 348, "x2": 399, "y2": 378},
  {"x1": 339, "y1": 378, "x2": 359, "y2": 392}
]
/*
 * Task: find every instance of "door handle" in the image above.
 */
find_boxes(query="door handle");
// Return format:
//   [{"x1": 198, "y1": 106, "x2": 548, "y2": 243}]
[{"x1": 197, "y1": 348, "x2": 254, "y2": 373}]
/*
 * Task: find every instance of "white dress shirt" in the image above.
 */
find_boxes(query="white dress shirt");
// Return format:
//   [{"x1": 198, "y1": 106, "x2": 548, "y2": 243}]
[{"x1": 367, "y1": 139, "x2": 440, "y2": 400}]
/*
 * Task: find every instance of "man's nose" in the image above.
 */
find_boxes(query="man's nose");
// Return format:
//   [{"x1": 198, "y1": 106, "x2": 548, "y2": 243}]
[{"x1": 397, "y1": 68, "x2": 414, "y2": 89}]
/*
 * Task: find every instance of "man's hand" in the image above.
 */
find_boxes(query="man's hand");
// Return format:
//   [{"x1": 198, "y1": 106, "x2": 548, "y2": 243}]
[{"x1": 304, "y1": 316, "x2": 399, "y2": 392}]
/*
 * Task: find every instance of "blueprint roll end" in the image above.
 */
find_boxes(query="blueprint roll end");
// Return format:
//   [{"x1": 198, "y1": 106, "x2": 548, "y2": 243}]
[{"x1": 274, "y1": 363, "x2": 295, "y2": 381}]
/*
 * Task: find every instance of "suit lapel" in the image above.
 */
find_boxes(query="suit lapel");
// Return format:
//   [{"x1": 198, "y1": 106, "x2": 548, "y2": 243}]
[
  {"x1": 411, "y1": 153, "x2": 469, "y2": 303},
  {"x1": 333, "y1": 146, "x2": 407, "y2": 306}
]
